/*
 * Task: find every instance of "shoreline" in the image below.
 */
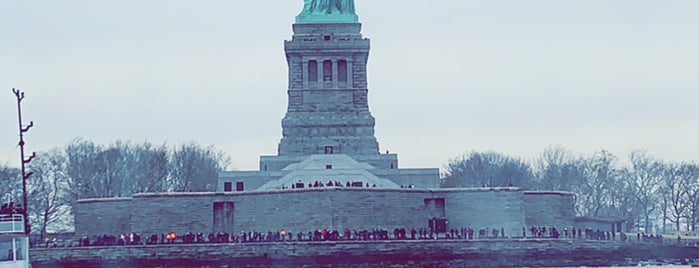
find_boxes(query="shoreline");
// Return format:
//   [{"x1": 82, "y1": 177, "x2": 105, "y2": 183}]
[{"x1": 30, "y1": 239, "x2": 699, "y2": 267}]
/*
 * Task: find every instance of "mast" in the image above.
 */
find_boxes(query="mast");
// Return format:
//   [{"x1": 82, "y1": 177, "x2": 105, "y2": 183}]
[{"x1": 12, "y1": 88, "x2": 35, "y2": 235}]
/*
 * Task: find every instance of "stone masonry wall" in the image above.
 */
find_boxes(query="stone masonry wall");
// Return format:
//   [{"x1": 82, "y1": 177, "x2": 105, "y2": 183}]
[
  {"x1": 74, "y1": 197, "x2": 132, "y2": 237},
  {"x1": 523, "y1": 191, "x2": 576, "y2": 231},
  {"x1": 444, "y1": 189, "x2": 525, "y2": 238},
  {"x1": 76, "y1": 188, "x2": 532, "y2": 238},
  {"x1": 33, "y1": 240, "x2": 699, "y2": 268}
]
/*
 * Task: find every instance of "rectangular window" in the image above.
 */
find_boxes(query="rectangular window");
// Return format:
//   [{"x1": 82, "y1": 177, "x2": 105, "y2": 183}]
[
  {"x1": 224, "y1": 182, "x2": 232, "y2": 192},
  {"x1": 308, "y1": 60, "x2": 318, "y2": 82},
  {"x1": 338, "y1": 60, "x2": 348, "y2": 82},
  {"x1": 236, "y1": 182, "x2": 244, "y2": 192},
  {"x1": 323, "y1": 60, "x2": 333, "y2": 81}
]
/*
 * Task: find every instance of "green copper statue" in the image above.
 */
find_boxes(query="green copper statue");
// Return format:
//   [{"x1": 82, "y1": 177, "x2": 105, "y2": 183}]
[{"x1": 296, "y1": 0, "x2": 358, "y2": 23}]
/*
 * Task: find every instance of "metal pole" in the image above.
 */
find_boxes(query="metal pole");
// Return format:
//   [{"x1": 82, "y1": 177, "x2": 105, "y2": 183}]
[{"x1": 12, "y1": 88, "x2": 34, "y2": 235}]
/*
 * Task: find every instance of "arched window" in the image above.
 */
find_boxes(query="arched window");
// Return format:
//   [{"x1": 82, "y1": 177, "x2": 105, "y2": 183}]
[
  {"x1": 338, "y1": 60, "x2": 348, "y2": 82},
  {"x1": 308, "y1": 60, "x2": 318, "y2": 82},
  {"x1": 323, "y1": 60, "x2": 333, "y2": 81}
]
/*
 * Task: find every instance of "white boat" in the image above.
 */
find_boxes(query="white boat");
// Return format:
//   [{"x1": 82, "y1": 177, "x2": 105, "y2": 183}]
[{"x1": 0, "y1": 214, "x2": 29, "y2": 268}]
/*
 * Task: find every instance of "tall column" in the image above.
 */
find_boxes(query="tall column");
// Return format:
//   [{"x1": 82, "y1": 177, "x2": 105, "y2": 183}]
[
  {"x1": 302, "y1": 59, "x2": 308, "y2": 88},
  {"x1": 332, "y1": 59, "x2": 339, "y2": 89},
  {"x1": 317, "y1": 58, "x2": 323, "y2": 86},
  {"x1": 348, "y1": 60, "x2": 354, "y2": 88}
]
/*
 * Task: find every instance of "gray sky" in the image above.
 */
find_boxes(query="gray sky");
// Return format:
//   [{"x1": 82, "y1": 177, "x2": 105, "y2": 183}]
[{"x1": 1, "y1": 0, "x2": 698, "y2": 171}]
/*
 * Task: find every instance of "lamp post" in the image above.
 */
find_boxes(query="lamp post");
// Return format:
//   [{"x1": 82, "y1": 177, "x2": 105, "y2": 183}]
[{"x1": 12, "y1": 88, "x2": 35, "y2": 235}]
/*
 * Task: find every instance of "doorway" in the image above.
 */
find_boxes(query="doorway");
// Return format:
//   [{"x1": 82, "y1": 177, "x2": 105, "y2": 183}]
[{"x1": 213, "y1": 202, "x2": 234, "y2": 233}]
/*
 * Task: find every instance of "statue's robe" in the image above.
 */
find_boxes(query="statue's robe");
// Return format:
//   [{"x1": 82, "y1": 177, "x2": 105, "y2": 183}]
[
  {"x1": 302, "y1": 0, "x2": 314, "y2": 14},
  {"x1": 337, "y1": 0, "x2": 354, "y2": 14},
  {"x1": 313, "y1": 0, "x2": 335, "y2": 14},
  {"x1": 301, "y1": 0, "x2": 355, "y2": 16}
]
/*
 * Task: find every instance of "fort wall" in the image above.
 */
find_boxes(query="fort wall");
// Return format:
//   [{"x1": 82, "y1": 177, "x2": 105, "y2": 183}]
[
  {"x1": 74, "y1": 197, "x2": 132, "y2": 237},
  {"x1": 73, "y1": 188, "x2": 559, "y2": 238},
  {"x1": 523, "y1": 191, "x2": 576, "y2": 231}
]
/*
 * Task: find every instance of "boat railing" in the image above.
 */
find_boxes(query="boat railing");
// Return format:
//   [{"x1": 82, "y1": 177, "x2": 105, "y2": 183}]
[{"x1": 0, "y1": 215, "x2": 24, "y2": 234}]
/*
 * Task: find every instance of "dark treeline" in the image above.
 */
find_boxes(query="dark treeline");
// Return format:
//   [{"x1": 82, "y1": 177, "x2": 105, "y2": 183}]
[
  {"x1": 0, "y1": 138, "x2": 229, "y2": 242},
  {"x1": 441, "y1": 145, "x2": 699, "y2": 234}
]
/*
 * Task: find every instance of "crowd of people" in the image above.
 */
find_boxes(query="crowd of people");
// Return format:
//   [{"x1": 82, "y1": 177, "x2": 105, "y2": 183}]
[
  {"x1": 279, "y1": 180, "x2": 378, "y2": 190},
  {"x1": 77, "y1": 233, "x2": 143, "y2": 247},
  {"x1": 637, "y1": 232, "x2": 664, "y2": 244},
  {"x1": 71, "y1": 226, "x2": 507, "y2": 247},
  {"x1": 52, "y1": 224, "x2": 680, "y2": 248},
  {"x1": 274, "y1": 180, "x2": 422, "y2": 190},
  {"x1": 524, "y1": 226, "x2": 629, "y2": 241}
]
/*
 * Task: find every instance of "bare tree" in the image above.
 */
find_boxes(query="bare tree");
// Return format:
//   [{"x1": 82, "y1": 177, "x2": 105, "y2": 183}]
[
  {"x1": 65, "y1": 138, "x2": 105, "y2": 201},
  {"x1": 680, "y1": 163, "x2": 699, "y2": 232},
  {"x1": 168, "y1": 142, "x2": 230, "y2": 192},
  {"x1": 535, "y1": 145, "x2": 585, "y2": 191},
  {"x1": 65, "y1": 139, "x2": 128, "y2": 199},
  {"x1": 26, "y1": 149, "x2": 71, "y2": 242},
  {"x1": 0, "y1": 164, "x2": 21, "y2": 205},
  {"x1": 663, "y1": 163, "x2": 695, "y2": 232},
  {"x1": 65, "y1": 139, "x2": 173, "y2": 199},
  {"x1": 577, "y1": 150, "x2": 617, "y2": 217},
  {"x1": 607, "y1": 170, "x2": 641, "y2": 232},
  {"x1": 441, "y1": 151, "x2": 534, "y2": 188},
  {"x1": 623, "y1": 150, "x2": 664, "y2": 232},
  {"x1": 114, "y1": 141, "x2": 169, "y2": 195}
]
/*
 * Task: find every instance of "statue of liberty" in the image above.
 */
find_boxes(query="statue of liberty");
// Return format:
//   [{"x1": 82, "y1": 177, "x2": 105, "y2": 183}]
[
  {"x1": 337, "y1": 0, "x2": 355, "y2": 14},
  {"x1": 313, "y1": 0, "x2": 339, "y2": 14},
  {"x1": 297, "y1": 0, "x2": 358, "y2": 23}
]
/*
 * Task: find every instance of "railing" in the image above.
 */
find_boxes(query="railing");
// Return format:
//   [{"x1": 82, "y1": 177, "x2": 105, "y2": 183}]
[{"x1": 0, "y1": 214, "x2": 24, "y2": 233}]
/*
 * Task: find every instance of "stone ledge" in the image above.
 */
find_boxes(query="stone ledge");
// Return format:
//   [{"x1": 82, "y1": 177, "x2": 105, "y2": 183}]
[
  {"x1": 30, "y1": 240, "x2": 699, "y2": 267},
  {"x1": 125, "y1": 187, "x2": 526, "y2": 200},
  {"x1": 523, "y1": 191, "x2": 575, "y2": 196},
  {"x1": 76, "y1": 197, "x2": 132, "y2": 204}
]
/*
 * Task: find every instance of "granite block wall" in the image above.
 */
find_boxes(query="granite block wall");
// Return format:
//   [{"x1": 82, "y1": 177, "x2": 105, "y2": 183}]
[
  {"x1": 523, "y1": 191, "x2": 576, "y2": 231},
  {"x1": 443, "y1": 188, "x2": 525, "y2": 238},
  {"x1": 74, "y1": 197, "x2": 132, "y2": 237},
  {"x1": 75, "y1": 188, "x2": 537, "y2": 238},
  {"x1": 34, "y1": 239, "x2": 656, "y2": 268}
]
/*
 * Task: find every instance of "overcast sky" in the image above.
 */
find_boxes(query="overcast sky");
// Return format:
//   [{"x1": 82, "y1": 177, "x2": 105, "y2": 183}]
[{"x1": 1, "y1": 0, "x2": 698, "y2": 171}]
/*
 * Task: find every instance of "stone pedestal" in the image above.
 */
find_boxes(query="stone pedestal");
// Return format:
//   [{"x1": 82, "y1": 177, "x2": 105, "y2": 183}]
[{"x1": 279, "y1": 23, "x2": 379, "y2": 157}]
